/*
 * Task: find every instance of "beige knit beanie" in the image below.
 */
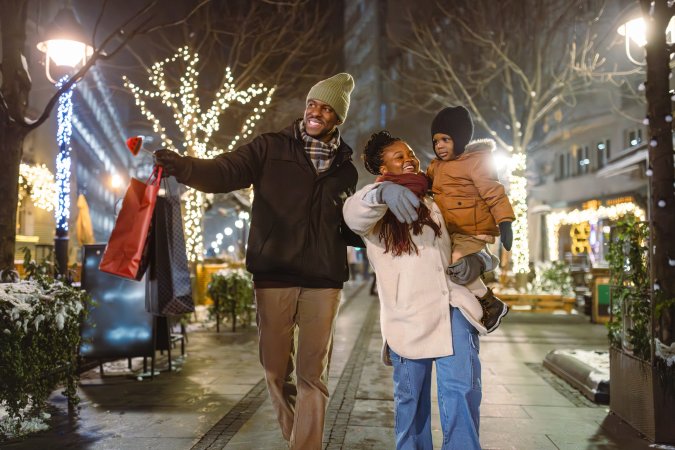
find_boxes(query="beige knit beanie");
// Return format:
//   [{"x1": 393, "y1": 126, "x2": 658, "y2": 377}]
[{"x1": 306, "y1": 73, "x2": 355, "y2": 122}]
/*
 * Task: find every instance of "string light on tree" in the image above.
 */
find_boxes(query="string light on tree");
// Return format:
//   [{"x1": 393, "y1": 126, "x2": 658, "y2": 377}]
[
  {"x1": 495, "y1": 149, "x2": 529, "y2": 274},
  {"x1": 123, "y1": 46, "x2": 275, "y2": 262},
  {"x1": 55, "y1": 75, "x2": 75, "y2": 233},
  {"x1": 506, "y1": 152, "x2": 529, "y2": 274},
  {"x1": 18, "y1": 163, "x2": 58, "y2": 211}
]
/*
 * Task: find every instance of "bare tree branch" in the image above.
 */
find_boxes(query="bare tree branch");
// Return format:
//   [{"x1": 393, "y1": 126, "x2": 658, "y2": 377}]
[
  {"x1": 391, "y1": 0, "x2": 618, "y2": 156},
  {"x1": 142, "y1": 0, "x2": 212, "y2": 35}
]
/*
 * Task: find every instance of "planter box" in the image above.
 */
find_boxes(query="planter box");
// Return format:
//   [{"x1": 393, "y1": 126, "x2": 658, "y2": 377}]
[
  {"x1": 543, "y1": 349, "x2": 609, "y2": 404},
  {"x1": 609, "y1": 347, "x2": 675, "y2": 444}
]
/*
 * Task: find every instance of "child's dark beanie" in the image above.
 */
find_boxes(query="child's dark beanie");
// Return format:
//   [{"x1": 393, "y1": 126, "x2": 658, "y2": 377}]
[{"x1": 430, "y1": 106, "x2": 474, "y2": 155}]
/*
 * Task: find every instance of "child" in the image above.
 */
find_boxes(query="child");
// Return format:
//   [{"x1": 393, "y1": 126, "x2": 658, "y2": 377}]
[
  {"x1": 427, "y1": 106, "x2": 515, "y2": 333},
  {"x1": 343, "y1": 131, "x2": 483, "y2": 450}
]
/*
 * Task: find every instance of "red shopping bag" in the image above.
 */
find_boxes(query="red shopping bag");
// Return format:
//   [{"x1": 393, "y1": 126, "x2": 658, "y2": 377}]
[{"x1": 99, "y1": 166, "x2": 163, "y2": 280}]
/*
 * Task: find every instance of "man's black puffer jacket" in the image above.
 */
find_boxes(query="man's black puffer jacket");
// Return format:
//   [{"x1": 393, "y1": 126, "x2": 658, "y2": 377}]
[{"x1": 178, "y1": 122, "x2": 362, "y2": 288}]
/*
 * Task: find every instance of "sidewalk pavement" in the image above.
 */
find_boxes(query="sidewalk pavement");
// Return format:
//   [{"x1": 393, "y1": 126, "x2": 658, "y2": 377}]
[{"x1": 3, "y1": 280, "x2": 655, "y2": 449}]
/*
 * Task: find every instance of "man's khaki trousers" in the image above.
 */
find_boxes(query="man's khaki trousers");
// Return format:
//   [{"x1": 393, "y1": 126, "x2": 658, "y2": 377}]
[{"x1": 255, "y1": 287, "x2": 341, "y2": 450}]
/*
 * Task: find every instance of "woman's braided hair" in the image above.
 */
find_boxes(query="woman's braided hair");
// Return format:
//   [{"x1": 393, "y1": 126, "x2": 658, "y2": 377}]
[{"x1": 362, "y1": 130, "x2": 401, "y2": 175}]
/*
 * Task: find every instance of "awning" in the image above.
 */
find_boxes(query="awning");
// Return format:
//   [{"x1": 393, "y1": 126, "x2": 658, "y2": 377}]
[
  {"x1": 596, "y1": 148, "x2": 647, "y2": 178},
  {"x1": 75, "y1": 194, "x2": 95, "y2": 245}
]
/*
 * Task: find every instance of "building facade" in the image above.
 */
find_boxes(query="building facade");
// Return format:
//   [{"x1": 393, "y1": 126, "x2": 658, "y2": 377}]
[{"x1": 527, "y1": 91, "x2": 648, "y2": 267}]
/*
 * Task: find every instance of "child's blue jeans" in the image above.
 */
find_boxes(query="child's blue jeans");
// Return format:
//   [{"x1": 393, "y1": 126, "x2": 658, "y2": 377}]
[{"x1": 389, "y1": 307, "x2": 482, "y2": 449}]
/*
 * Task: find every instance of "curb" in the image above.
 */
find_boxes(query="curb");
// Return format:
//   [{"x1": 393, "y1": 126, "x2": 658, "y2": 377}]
[{"x1": 543, "y1": 349, "x2": 609, "y2": 404}]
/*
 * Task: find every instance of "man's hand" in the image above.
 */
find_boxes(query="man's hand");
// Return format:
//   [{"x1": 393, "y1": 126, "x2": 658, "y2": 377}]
[
  {"x1": 154, "y1": 149, "x2": 189, "y2": 180},
  {"x1": 498, "y1": 221, "x2": 513, "y2": 251},
  {"x1": 377, "y1": 182, "x2": 420, "y2": 224}
]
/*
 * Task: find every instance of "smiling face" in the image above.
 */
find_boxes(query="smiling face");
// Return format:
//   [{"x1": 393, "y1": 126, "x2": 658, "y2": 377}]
[
  {"x1": 304, "y1": 99, "x2": 341, "y2": 142},
  {"x1": 379, "y1": 141, "x2": 420, "y2": 175},
  {"x1": 432, "y1": 133, "x2": 455, "y2": 161}
]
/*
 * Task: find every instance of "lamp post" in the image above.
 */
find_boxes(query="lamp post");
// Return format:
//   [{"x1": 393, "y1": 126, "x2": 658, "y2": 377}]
[
  {"x1": 36, "y1": 6, "x2": 93, "y2": 276},
  {"x1": 617, "y1": 1, "x2": 675, "y2": 354},
  {"x1": 614, "y1": 2, "x2": 675, "y2": 444}
]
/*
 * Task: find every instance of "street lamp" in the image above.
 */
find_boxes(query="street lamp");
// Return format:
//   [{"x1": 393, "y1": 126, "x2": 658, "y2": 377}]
[
  {"x1": 36, "y1": 7, "x2": 94, "y2": 83},
  {"x1": 617, "y1": 17, "x2": 648, "y2": 65},
  {"x1": 110, "y1": 173, "x2": 123, "y2": 216},
  {"x1": 617, "y1": 15, "x2": 675, "y2": 65},
  {"x1": 616, "y1": 3, "x2": 675, "y2": 330},
  {"x1": 36, "y1": 5, "x2": 93, "y2": 276},
  {"x1": 614, "y1": 3, "x2": 675, "y2": 443},
  {"x1": 492, "y1": 151, "x2": 511, "y2": 173},
  {"x1": 110, "y1": 173, "x2": 122, "y2": 190}
]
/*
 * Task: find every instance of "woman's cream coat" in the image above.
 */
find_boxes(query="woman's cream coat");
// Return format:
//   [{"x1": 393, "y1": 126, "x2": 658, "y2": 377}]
[{"x1": 343, "y1": 183, "x2": 486, "y2": 365}]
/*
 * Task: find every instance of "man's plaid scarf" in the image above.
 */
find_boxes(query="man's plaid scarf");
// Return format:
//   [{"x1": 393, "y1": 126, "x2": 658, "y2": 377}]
[{"x1": 298, "y1": 120, "x2": 341, "y2": 173}]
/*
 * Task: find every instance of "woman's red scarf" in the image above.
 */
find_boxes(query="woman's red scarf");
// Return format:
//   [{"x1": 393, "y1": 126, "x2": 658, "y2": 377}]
[{"x1": 375, "y1": 173, "x2": 442, "y2": 256}]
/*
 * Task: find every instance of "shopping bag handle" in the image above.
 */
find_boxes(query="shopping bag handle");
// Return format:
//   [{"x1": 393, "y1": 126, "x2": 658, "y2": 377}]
[
  {"x1": 146, "y1": 165, "x2": 163, "y2": 186},
  {"x1": 161, "y1": 174, "x2": 178, "y2": 199}
]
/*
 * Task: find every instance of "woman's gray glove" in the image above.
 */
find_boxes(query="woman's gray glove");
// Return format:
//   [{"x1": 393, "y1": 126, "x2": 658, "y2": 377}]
[
  {"x1": 498, "y1": 221, "x2": 513, "y2": 251},
  {"x1": 154, "y1": 149, "x2": 190, "y2": 180},
  {"x1": 376, "y1": 182, "x2": 419, "y2": 224}
]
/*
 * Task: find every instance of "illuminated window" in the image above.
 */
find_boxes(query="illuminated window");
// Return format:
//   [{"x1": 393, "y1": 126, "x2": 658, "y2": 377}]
[
  {"x1": 626, "y1": 128, "x2": 643, "y2": 148},
  {"x1": 596, "y1": 139, "x2": 610, "y2": 169},
  {"x1": 577, "y1": 146, "x2": 590, "y2": 175}
]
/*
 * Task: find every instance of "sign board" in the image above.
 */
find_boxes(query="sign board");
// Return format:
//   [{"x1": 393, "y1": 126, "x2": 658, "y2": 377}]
[
  {"x1": 593, "y1": 276, "x2": 611, "y2": 324},
  {"x1": 80, "y1": 244, "x2": 155, "y2": 358}
]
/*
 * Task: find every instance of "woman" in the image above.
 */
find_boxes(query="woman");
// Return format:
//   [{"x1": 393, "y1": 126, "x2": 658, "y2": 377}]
[{"x1": 343, "y1": 131, "x2": 483, "y2": 450}]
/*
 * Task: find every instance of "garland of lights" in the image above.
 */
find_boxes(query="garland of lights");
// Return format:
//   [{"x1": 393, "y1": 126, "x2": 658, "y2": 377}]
[
  {"x1": 545, "y1": 202, "x2": 646, "y2": 261},
  {"x1": 123, "y1": 46, "x2": 274, "y2": 262},
  {"x1": 507, "y1": 152, "x2": 530, "y2": 274},
  {"x1": 209, "y1": 212, "x2": 250, "y2": 256},
  {"x1": 55, "y1": 76, "x2": 75, "y2": 233},
  {"x1": 18, "y1": 163, "x2": 58, "y2": 212}
]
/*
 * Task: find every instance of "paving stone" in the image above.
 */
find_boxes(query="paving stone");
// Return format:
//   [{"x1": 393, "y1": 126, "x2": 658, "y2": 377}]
[
  {"x1": 482, "y1": 388, "x2": 575, "y2": 407},
  {"x1": 480, "y1": 404, "x2": 531, "y2": 419},
  {"x1": 480, "y1": 430, "x2": 559, "y2": 450},
  {"x1": 340, "y1": 425, "x2": 394, "y2": 449},
  {"x1": 521, "y1": 405, "x2": 608, "y2": 420},
  {"x1": 349, "y1": 399, "x2": 394, "y2": 427},
  {"x1": 355, "y1": 363, "x2": 393, "y2": 400}
]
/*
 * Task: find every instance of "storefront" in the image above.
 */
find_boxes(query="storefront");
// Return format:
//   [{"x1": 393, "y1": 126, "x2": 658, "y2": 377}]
[{"x1": 545, "y1": 196, "x2": 646, "y2": 266}]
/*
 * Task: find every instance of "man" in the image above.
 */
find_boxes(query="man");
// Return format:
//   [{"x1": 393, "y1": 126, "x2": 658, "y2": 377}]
[{"x1": 154, "y1": 73, "x2": 359, "y2": 449}]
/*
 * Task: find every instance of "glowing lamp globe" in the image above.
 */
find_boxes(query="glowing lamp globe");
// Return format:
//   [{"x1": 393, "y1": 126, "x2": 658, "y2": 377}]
[{"x1": 36, "y1": 7, "x2": 93, "y2": 83}]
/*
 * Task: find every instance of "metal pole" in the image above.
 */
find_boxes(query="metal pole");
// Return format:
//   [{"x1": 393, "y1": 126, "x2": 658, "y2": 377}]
[{"x1": 54, "y1": 77, "x2": 75, "y2": 277}]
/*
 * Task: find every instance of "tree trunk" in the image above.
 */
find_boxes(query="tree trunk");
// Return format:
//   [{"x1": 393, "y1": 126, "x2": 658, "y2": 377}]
[
  {"x1": 0, "y1": 0, "x2": 30, "y2": 270},
  {"x1": 0, "y1": 124, "x2": 25, "y2": 270},
  {"x1": 643, "y1": 0, "x2": 675, "y2": 346}
]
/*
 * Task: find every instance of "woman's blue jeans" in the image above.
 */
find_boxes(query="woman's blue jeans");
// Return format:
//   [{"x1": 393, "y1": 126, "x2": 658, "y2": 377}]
[{"x1": 389, "y1": 307, "x2": 482, "y2": 450}]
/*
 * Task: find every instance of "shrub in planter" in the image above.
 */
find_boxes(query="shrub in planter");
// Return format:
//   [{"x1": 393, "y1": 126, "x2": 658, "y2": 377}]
[
  {"x1": 207, "y1": 268, "x2": 254, "y2": 332},
  {"x1": 606, "y1": 213, "x2": 650, "y2": 359},
  {"x1": 531, "y1": 261, "x2": 574, "y2": 297},
  {"x1": 0, "y1": 251, "x2": 90, "y2": 440}
]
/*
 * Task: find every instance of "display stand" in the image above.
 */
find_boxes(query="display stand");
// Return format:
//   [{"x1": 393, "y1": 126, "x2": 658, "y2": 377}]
[{"x1": 80, "y1": 244, "x2": 180, "y2": 379}]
